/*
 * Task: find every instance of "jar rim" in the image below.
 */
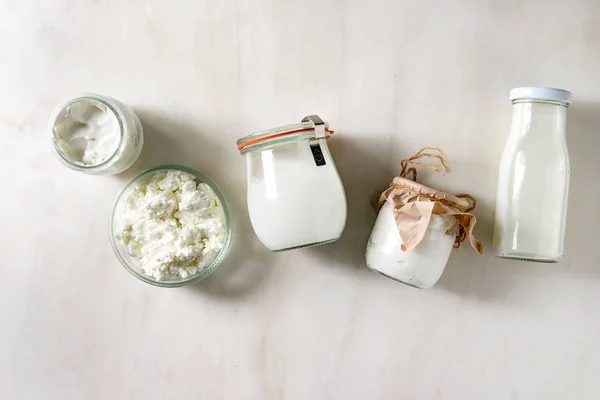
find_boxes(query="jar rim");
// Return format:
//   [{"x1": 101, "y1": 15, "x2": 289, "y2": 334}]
[
  {"x1": 49, "y1": 94, "x2": 125, "y2": 170},
  {"x1": 237, "y1": 120, "x2": 333, "y2": 154},
  {"x1": 509, "y1": 87, "x2": 572, "y2": 106},
  {"x1": 511, "y1": 98, "x2": 570, "y2": 107}
]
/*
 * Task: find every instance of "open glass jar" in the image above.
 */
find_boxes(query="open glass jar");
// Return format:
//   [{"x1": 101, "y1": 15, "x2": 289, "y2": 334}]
[
  {"x1": 49, "y1": 93, "x2": 144, "y2": 175},
  {"x1": 237, "y1": 115, "x2": 347, "y2": 251}
]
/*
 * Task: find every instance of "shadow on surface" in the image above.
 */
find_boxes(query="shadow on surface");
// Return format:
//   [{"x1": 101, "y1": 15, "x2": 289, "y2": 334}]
[
  {"x1": 562, "y1": 101, "x2": 600, "y2": 270},
  {"x1": 308, "y1": 132, "x2": 397, "y2": 273}
]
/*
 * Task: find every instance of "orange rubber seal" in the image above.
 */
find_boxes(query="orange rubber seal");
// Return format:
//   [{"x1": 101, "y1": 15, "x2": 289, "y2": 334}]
[{"x1": 237, "y1": 127, "x2": 334, "y2": 151}]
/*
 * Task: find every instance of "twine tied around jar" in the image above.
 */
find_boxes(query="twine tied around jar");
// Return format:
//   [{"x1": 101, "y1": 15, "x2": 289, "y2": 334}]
[{"x1": 375, "y1": 147, "x2": 484, "y2": 254}]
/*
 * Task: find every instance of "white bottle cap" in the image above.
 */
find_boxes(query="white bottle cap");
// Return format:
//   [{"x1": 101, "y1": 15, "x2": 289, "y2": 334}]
[{"x1": 509, "y1": 87, "x2": 572, "y2": 105}]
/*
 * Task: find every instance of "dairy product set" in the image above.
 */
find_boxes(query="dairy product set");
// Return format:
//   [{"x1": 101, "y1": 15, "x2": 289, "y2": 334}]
[{"x1": 49, "y1": 87, "x2": 572, "y2": 288}]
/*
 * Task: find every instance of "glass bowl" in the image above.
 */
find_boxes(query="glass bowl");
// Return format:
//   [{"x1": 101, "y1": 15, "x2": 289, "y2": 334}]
[{"x1": 109, "y1": 164, "x2": 232, "y2": 287}]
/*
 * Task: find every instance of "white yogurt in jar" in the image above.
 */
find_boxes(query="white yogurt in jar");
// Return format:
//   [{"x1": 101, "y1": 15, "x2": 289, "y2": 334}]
[
  {"x1": 49, "y1": 94, "x2": 144, "y2": 175},
  {"x1": 366, "y1": 202, "x2": 455, "y2": 289},
  {"x1": 52, "y1": 99, "x2": 120, "y2": 166}
]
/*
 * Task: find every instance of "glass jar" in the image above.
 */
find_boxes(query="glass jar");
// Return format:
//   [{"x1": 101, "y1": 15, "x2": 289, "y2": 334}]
[
  {"x1": 49, "y1": 93, "x2": 144, "y2": 175},
  {"x1": 237, "y1": 115, "x2": 347, "y2": 251},
  {"x1": 366, "y1": 202, "x2": 458, "y2": 289},
  {"x1": 493, "y1": 87, "x2": 572, "y2": 262}
]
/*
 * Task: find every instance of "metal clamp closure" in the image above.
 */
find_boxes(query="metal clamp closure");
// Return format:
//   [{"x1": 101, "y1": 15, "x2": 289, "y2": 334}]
[
  {"x1": 302, "y1": 115, "x2": 326, "y2": 141},
  {"x1": 302, "y1": 115, "x2": 327, "y2": 166}
]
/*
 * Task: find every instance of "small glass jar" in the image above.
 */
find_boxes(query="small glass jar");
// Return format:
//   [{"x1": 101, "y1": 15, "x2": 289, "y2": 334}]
[
  {"x1": 49, "y1": 93, "x2": 144, "y2": 175},
  {"x1": 493, "y1": 87, "x2": 571, "y2": 262},
  {"x1": 237, "y1": 115, "x2": 347, "y2": 251},
  {"x1": 366, "y1": 203, "x2": 456, "y2": 289}
]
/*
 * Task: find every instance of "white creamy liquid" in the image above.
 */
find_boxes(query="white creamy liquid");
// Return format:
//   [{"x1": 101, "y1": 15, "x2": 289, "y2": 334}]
[
  {"x1": 246, "y1": 140, "x2": 347, "y2": 251},
  {"x1": 53, "y1": 99, "x2": 120, "y2": 166},
  {"x1": 366, "y1": 202, "x2": 455, "y2": 289},
  {"x1": 493, "y1": 101, "x2": 570, "y2": 261}
]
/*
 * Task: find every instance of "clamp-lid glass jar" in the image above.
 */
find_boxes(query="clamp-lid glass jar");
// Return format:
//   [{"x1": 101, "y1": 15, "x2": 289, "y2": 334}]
[{"x1": 237, "y1": 115, "x2": 347, "y2": 251}]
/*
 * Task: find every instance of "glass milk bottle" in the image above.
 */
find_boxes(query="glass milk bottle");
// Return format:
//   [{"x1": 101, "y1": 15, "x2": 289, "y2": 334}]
[{"x1": 493, "y1": 87, "x2": 572, "y2": 262}]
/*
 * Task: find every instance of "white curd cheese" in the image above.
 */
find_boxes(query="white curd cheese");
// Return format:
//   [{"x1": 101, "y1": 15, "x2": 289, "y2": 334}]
[{"x1": 115, "y1": 170, "x2": 226, "y2": 281}]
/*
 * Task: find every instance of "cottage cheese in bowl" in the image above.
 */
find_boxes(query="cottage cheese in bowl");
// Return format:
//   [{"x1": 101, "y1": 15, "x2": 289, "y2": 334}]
[{"x1": 110, "y1": 165, "x2": 232, "y2": 286}]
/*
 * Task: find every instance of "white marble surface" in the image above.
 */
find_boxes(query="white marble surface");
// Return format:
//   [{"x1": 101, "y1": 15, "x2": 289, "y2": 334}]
[{"x1": 2, "y1": 0, "x2": 600, "y2": 399}]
